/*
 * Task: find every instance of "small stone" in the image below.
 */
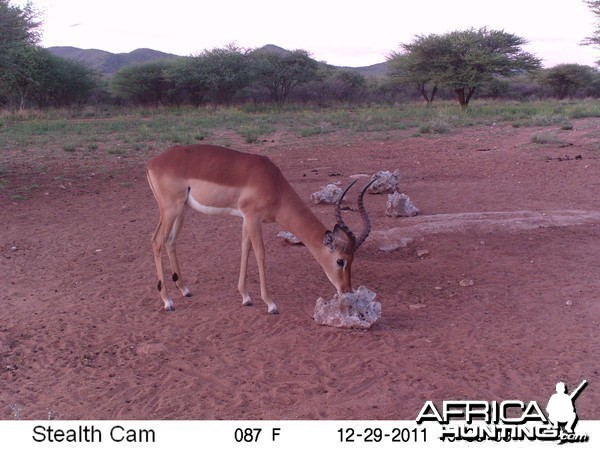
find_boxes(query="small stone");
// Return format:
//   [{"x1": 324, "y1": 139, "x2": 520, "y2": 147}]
[
  {"x1": 379, "y1": 244, "x2": 402, "y2": 253},
  {"x1": 136, "y1": 343, "x2": 168, "y2": 355},
  {"x1": 408, "y1": 303, "x2": 427, "y2": 310},
  {"x1": 565, "y1": 300, "x2": 573, "y2": 306},
  {"x1": 459, "y1": 279, "x2": 474, "y2": 287},
  {"x1": 277, "y1": 231, "x2": 302, "y2": 245},
  {"x1": 11, "y1": 246, "x2": 18, "y2": 251},
  {"x1": 434, "y1": 286, "x2": 443, "y2": 291},
  {"x1": 416, "y1": 249, "x2": 430, "y2": 258},
  {"x1": 379, "y1": 237, "x2": 414, "y2": 253}
]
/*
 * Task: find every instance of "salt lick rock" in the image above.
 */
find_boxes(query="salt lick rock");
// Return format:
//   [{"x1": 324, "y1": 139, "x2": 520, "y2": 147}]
[
  {"x1": 385, "y1": 192, "x2": 420, "y2": 217},
  {"x1": 310, "y1": 183, "x2": 343, "y2": 205},
  {"x1": 367, "y1": 170, "x2": 401, "y2": 194},
  {"x1": 314, "y1": 286, "x2": 381, "y2": 329}
]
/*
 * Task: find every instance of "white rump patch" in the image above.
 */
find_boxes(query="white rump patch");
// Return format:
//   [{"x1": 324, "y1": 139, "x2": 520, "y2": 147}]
[{"x1": 187, "y1": 193, "x2": 242, "y2": 217}]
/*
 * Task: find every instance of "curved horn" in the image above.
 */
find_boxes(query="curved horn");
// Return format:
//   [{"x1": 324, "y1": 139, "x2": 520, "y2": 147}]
[
  {"x1": 335, "y1": 180, "x2": 357, "y2": 224},
  {"x1": 354, "y1": 176, "x2": 378, "y2": 250},
  {"x1": 334, "y1": 180, "x2": 358, "y2": 247}
]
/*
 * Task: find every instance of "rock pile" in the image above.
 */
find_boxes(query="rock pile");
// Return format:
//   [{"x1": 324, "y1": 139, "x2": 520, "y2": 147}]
[
  {"x1": 314, "y1": 286, "x2": 381, "y2": 329},
  {"x1": 385, "y1": 192, "x2": 420, "y2": 217},
  {"x1": 367, "y1": 170, "x2": 401, "y2": 194},
  {"x1": 310, "y1": 183, "x2": 343, "y2": 205}
]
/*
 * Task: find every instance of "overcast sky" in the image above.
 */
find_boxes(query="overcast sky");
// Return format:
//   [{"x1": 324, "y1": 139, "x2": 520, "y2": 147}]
[{"x1": 15, "y1": 0, "x2": 599, "y2": 67}]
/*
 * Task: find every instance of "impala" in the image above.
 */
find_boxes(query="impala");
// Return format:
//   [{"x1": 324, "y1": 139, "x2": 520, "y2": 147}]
[{"x1": 146, "y1": 144, "x2": 375, "y2": 313}]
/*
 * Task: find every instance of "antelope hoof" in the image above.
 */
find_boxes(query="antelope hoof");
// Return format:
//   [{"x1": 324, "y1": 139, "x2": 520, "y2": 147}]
[
  {"x1": 181, "y1": 287, "x2": 192, "y2": 297},
  {"x1": 163, "y1": 298, "x2": 175, "y2": 311},
  {"x1": 268, "y1": 304, "x2": 279, "y2": 315},
  {"x1": 242, "y1": 295, "x2": 252, "y2": 306}
]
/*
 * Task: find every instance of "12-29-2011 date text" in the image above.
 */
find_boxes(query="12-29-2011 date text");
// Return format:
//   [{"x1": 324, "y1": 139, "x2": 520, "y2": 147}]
[{"x1": 338, "y1": 427, "x2": 426, "y2": 444}]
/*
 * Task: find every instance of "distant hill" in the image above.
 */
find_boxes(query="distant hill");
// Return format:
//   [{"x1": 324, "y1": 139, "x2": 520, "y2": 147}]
[
  {"x1": 251, "y1": 44, "x2": 291, "y2": 57},
  {"x1": 253, "y1": 45, "x2": 389, "y2": 78},
  {"x1": 47, "y1": 47, "x2": 183, "y2": 75},
  {"x1": 339, "y1": 62, "x2": 389, "y2": 78},
  {"x1": 47, "y1": 45, "x2": 389, "y2": 78}
]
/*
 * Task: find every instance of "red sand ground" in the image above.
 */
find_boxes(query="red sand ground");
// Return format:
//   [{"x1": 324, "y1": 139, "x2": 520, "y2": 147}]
[{"x1": 1, "y1": 118, "x2": 599, "y2": 420}]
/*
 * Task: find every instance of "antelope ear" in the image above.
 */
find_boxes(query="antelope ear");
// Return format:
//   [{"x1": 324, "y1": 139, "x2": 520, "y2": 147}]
[
  {"x1": 323, "y1": 228, "x2": 336, "y2": 250},
  {"x1": 324, "y1": 225, "x2": 345, "y2": 250}
]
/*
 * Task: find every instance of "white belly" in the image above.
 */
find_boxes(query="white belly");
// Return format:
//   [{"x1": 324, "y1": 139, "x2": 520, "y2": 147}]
[{"x1": 187, "y1": 192, "x2": 243, "y2": 217}]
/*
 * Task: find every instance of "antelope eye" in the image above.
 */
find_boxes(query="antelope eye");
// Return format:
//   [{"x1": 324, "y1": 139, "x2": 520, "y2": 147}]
[{"x1": 336, "y1": 259, "x2": 345, "y2": 267}]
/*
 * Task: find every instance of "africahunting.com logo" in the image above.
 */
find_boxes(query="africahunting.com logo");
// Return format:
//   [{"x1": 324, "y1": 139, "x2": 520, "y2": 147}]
[{"x1": 416, "y1": 380, "x2": 589, "y2": 444}]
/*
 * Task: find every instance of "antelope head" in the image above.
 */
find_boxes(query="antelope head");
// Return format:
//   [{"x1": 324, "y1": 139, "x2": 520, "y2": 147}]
[{"x1": 322, "y1": 178, "x2": 376, "y2": 294}]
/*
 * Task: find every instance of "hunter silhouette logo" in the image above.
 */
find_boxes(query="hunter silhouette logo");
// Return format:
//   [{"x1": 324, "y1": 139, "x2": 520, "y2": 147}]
[
  {"x1": 546, "y1": 380, "x2": 587, "y2": 435},
  {"x1": 416, "y1": 380, "x2": 589, "y2": 443}
]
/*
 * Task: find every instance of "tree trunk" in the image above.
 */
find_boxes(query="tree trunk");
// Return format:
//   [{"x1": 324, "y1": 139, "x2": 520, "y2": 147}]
[
  {"x1": 418, "y1": 84, "x2": 429, "y2": 103},
  {"x1": 455, "y1": 88, "x2": 466, "y2": 107},
  {"x1": 465, "y1": 87, "x2": 476, "y2": 105},
  {"x1": 418, "y1": 84, "x2": 438, "y2": 103},
  {"x1": 455, "y1": 87, "x2": 476, "y2": 107}
]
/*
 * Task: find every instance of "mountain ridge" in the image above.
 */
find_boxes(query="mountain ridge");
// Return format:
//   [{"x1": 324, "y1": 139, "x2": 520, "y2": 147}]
[
  {"x1": 47, "y1": 46, "x2": 183, "y2": 75},
  {"x1": 47, "y1": 45, "x2": 388, "y2": 77}
]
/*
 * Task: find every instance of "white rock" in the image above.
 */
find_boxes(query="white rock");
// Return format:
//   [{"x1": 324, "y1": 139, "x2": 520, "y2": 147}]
[
  {"x1": 385, "y1": 192, "x2": 420, "y2": 217},
  {"x1": 314, "y1": 286, "x2": 381, "y2": 329},
  {"x1": 378, "y1": 243, "x2": 400, "y2": 253},
  {"x1": 368, "y1": 170, "x2": 401, "y2": 194},
  {"x1": 310, "y1": 183, "x2": 343, "y2": 205},
  {"x1": 277, "y1": 231, "x2": 302, "y2": 245}
]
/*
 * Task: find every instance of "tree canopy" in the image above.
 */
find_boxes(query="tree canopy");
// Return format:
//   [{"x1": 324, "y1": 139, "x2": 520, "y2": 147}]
[
  {"x1": 251, "y1": 49, "x2": 319, "y2": 105},
  {"x1": 1, "y1": 0, "x2": 97, "y2": 109},
  {"x1": 388, "y1": 28, "x2": 541, "y2": 106},
  {"x1": 0, "y1": 0, "x2": 39, "y2": 79},
  {"x1": 583, "y1": 0, "x2": 600, "y2": 50},
  {"x1": 538, "y1": 63, "x2": 597, "y2": 99}
]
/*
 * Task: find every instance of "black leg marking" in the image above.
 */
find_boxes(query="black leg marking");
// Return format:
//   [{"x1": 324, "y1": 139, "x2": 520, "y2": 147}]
[
  {"x1": 172, "y1": 272, "x2": 179, "y2": 282},
  {"x1": 157, "y1": 280, "x2": 162, "y2": 292}
]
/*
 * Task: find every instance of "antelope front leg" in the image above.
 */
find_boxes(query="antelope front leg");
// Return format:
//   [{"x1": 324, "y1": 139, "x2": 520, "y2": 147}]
[
  {"x1": 245, "y1": 218, "x2": 279, "y2": 314},
  {"x1": 238, "y1": 223, "x2": 253, "y2": 307}
]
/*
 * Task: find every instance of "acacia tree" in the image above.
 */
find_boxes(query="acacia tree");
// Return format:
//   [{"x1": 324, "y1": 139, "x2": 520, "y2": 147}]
[
  {"x1": 0, "y1": 0, "x2": 40, "y2": 108},
  {"x1": 251, "y1": 49, "x2": 319, "y2": 105},
  {"x1": 583, "y1": 0, "x2": 600, "y2": 49},
  {"x1": 388, "y1": 28, "x2": 541, "y2": 106},
  {"x1": 0, "y1": 0, "x2": 40, "y2": 67},
  {"x1": 31, "y1": 50, "x2": 98, "y2": 107},
  {"x1": 195, "y1": 44, "x2": 251, "y2": 104},
  {"x1": 164, "y1": 44, "x2": 251, "y2": 105},
  {"x1": 110, "y1": 61, "x2": 176, "y2": 105},
  {"x1": 167, "y1": 57, "x2": 210, "y2": 105},
  {"x1": 1, "y1": 1, "x2": 96, "y2": 108},
  {"x1": 388, "y1": 41, "x2": 441, "y2": 103},
  {"x1": 538, "y1": 64, "x2": 597, "y2": 99}
]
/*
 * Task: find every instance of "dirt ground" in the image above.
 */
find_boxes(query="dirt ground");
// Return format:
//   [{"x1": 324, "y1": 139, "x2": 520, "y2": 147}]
[{"x1": 1, "y1": 118, "x2": 599, "y2": 420}]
